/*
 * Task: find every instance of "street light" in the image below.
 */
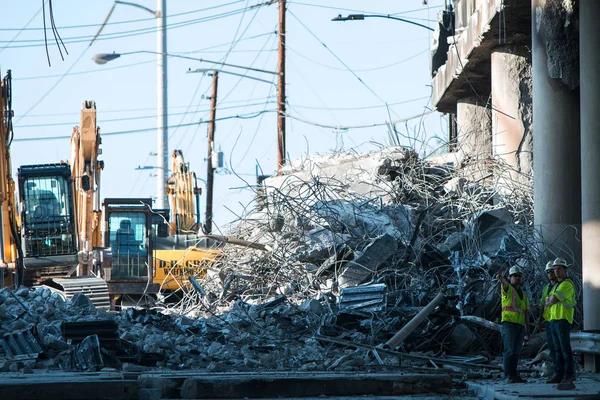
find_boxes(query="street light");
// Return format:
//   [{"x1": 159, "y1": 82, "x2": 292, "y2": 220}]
[
  {"x1": 93, "y1": 51, "x2": 278, "y2": 77},
  {"x1": 92, "y1": 0, "x2": 168, "y2": 210},
  {"x1": 332, "y1": 13, "x2": 434, "y2": 31}
]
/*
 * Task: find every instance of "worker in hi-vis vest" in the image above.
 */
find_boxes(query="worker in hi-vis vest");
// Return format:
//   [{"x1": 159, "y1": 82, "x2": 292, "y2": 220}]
[
  {"x1": 539, "y1": 261, "x2": 558, "y2": 372},
  {"x1": 497, "y1": 265, "x2": 530, "y2": 383},
  {"x1": 545, "y1": 257, "x2": 577, "y2": 384}
]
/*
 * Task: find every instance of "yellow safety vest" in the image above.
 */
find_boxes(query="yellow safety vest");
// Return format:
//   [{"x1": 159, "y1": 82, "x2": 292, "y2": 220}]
[
  {"x1": 540, "y1": 283, "x2": 554, "y2": 322},
  {"x1": 501, "y1": 284, "x2": 530, "y2": 326},
  {"x1": 549, "y1": 278, "x2": 576, "y2": 324}
]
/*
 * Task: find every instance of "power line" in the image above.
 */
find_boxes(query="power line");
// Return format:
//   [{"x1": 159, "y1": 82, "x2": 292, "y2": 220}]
[
  {"x1": 195, "y1": 16, "x2": 276, "y2": 149},
  {"x1": 174, "y1": 0, "x2": 258, "y2": 149},
  {"x1": 14, "y1": 100, "x2": 276, "y2": 128},
  {"x1": 285, "y1": 110, "x2": 435, "y2": 130},
  {"x1": 0, "y1": 2, "x2": 44, "y2": 55},
  {"x1": 15, "y1": 46, "x2": 91, "y2": 124},
  {"x1": 13, "y1": 110, "x2": 277, "y2": 142},
  {"x1": 18, "y1": 96, "x2": 275, "y2": 118},
  {"x1": 12, "y1": 107, "x2": 434, "y2": 142},
  {"x1": 13, "y1": 32, "x2": 277, "y2": 81},
  {"x1": 0, "y1": 3, "x2": 273, "y2": 49},
  {"x1": 15, "y1": 94, "x2": 430, "y2": 128},
  {"x1": 289, "y1": 96, "x2": 430, "y2": 111},
  {"x1": 0, "y1": 1, "x2": 247, "y2": 31},
  {"x1": 288, "y1": 9, "x2": 391, "y2": 109},
  {"x1": 288, "y1": 46, "x2": 429, "y2": 72},
  {"x1": 289, "y1": 2, "x2": 442, "y2": 16}
]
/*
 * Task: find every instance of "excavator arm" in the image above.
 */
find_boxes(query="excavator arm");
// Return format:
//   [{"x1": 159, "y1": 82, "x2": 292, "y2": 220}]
[
  {"x1": 0, "y1": 70, "x2": 21, "y2": 286},
  {"x1": 70, "y1": 101, "x2": 104, "y2": 275},
  {"x1": 166, "y1": 149, "x2": 200, "y2": 234}
]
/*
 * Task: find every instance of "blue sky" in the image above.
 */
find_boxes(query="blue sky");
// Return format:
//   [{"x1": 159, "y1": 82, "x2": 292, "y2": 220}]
[{"x1": 1, "y1": 0, "x2": 446, "y2": 232}]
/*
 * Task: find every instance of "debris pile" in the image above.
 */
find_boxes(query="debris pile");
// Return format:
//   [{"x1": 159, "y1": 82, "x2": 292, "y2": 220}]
[
  {"x1": 190, "y1": 147, "x2": 580, "y2": 359},
  {"x1": 0, "y1": 147, "x2": 582, "y2": 374}
]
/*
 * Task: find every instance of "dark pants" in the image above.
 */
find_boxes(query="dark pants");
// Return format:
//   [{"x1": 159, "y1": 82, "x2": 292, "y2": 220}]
[
  {"x1": 549, "y1": 319, "x2": 574, "y2": 378},
  {"x1": 502, "y1": 322, "x2": 524, "y2": 378},
  {"x1": 544, "y1": 321, "x2": 557, "y2": 372}
]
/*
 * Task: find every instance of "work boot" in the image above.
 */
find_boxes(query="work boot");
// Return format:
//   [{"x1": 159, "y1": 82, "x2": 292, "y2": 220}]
[
  {"x1": 561, "y1": 376, "x2": 575, "y2": 383},
  {"x1": 546, "y1": 375, "x2": 563, "y2": 384},
  {"x1": 507, "y1": 376, "x2": 519, "y2": 384},
  {"x1": 513, "y1": 375, "x2": 526, "y2": 383}
]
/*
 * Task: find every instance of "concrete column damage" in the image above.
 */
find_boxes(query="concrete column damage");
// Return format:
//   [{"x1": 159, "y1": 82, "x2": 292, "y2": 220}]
[
  {"x1": 532, "y1": 0, "x2": 581, "y2": 266},
  {"x1": 491, "y1": 46, "x2": 533, "y2": 192},
  {"x1": 456, "y1": 97, "x2": 493, "y2": 182}
]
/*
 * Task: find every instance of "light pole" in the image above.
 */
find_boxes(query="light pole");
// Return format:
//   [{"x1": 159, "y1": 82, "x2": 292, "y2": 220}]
[
  {"x1": 93, "y1": 0, "x2": 168, "y2": 209},
  {"x1": 157, "y1": 0, "x2": 168, "y2": 211},
  {"x1": 331, "y1": 13, "x2": 434, "y2": 31}
]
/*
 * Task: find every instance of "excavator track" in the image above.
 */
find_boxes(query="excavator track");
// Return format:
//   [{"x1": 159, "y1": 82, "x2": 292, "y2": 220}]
[{"x1": 45, "y1": 276, "x2": 110, "y2": 310}]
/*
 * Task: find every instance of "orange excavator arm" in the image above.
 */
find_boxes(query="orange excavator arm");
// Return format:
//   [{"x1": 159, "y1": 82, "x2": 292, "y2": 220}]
[
  {"x1": 0, "y1": 70, "x2": 20, "y2": 285},
  {"x1": 166, "y1": 149, "x2": 201, "y2": 235},
  {"x1": 70, "y1": 101, "x2": 104, "y2": 275}
]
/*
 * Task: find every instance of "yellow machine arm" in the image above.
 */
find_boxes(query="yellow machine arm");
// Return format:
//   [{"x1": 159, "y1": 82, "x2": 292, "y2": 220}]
[
  {"x1": 70, "y1": 101, "x2": 104, "y2": 275},
  {"x1": 0, "y1": 70, "x2": 19, "y2": 285},
  {"x1": 166, "y1": 150, "x2": 200, "y2": 234}
]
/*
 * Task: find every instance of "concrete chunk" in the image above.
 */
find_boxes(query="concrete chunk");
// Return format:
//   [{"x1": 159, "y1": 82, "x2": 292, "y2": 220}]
[{"x1": 338, "y1": 234, "x2": 398, "y2": 287}]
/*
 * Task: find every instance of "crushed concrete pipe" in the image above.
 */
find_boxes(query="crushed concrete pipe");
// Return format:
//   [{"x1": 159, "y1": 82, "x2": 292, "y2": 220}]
[
  {"x1": 460, "y1": 315, "x2": 501, "y2": 331},
  {"x1": 384, "y1": 291, "x2": 445, "y2": 349}
]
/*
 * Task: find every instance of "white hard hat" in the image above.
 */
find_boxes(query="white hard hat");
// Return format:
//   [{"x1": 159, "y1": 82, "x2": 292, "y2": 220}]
[
  {"x1": 545, "y1": 261, "x2": 555, "y2": 272},
  {"x1": 509, "y1": 266, "x2": 523, "y2": 276},
  {"x1": 553, "y1": 257, "x2": 568, "y2": 268}
]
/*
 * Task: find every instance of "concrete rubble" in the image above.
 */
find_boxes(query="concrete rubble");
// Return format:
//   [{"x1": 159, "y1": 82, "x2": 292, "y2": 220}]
[{"x1": 0, "y1": 147, "x2": 584, "y2": 384}]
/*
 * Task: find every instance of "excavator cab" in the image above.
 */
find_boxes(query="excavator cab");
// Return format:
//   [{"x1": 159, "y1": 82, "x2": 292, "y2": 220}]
[
  {"x1": 17, "y1": 163, "x2": 78, "y2": 277},
  {"x1": 102, "y1": 198, "x2": 159, "y2": 308}
]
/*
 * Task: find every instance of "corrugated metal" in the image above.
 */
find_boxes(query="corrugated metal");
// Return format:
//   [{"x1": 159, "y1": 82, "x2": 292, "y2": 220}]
[
  {"x1": 0, "y1": 328, "x2": 43, "y2": 360},
  {"x1": 51, "y1": 276, "x2": 110, "y2": 309},
  {"x1": 339, "y1": 283, "x2": 386, "y2": 312}
]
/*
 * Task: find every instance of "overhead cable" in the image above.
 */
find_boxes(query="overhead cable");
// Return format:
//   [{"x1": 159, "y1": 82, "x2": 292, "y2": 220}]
[
  {"x1": 285, "y1": 110, "x2": 435, "y2": 130},
  {"x1": 13, "y1": 110, "x2": 278, "y2": 142}
]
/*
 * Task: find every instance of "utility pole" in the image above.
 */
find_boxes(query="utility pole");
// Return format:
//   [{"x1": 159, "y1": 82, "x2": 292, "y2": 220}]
[
  {"x1": 205, "y1": 71, "x2": 218, "y2": 234},
  {"x1": 156, "y1": 0, "x2": 168, "y2": 209},
  {"x1": 277, "y1": 0, "x2": 286, "y2": 170}
]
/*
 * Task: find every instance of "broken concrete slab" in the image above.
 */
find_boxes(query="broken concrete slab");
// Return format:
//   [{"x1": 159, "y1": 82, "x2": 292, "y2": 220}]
[
  {"x1": 294, "y1": 228, "x2": 353, "y2": 263},
  {"x1": 338, "y1": 234, "x2": 398, "y2": 287}
]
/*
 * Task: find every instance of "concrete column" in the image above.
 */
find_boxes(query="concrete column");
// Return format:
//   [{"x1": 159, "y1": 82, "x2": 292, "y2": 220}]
[
  {"x1": 491, "y1": 46, "x2": 533, "y2": 192},
  {"x1": 532, "y1": 0, "x2": 581, "y2": 265},
  {"x1": 456, "y1": 97, "x2": 492, "y2": 182},
  {"x1": 580, "y1": 0, "x2": 600, "y2": 372}
]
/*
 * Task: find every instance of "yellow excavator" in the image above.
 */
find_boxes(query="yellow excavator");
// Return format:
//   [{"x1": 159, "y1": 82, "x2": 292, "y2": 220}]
[
  {"x1": 152, "y1": 149, "x2": 223, "y2": 295},
  {"x1": 67, "y1": 101, "x2": 222, "y2": 307},
  {"x1": 1, "y1": 70, "x2": 220, "y2": 308}
]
